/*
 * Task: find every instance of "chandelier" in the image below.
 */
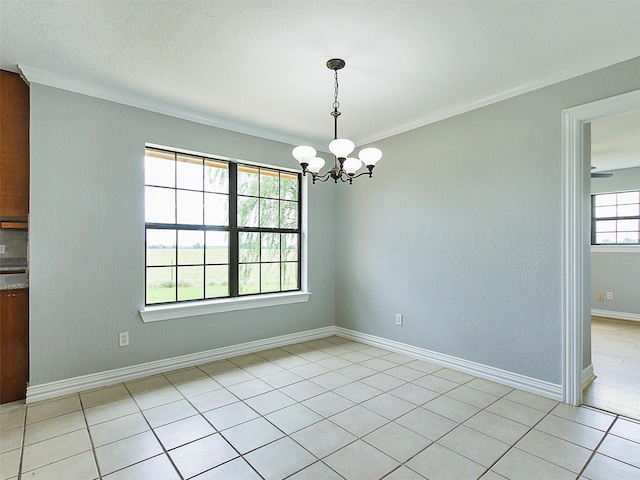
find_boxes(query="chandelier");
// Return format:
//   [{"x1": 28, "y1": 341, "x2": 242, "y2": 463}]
[{"x1": 292, "y1": 58, "x2": 382, "y2": 184}]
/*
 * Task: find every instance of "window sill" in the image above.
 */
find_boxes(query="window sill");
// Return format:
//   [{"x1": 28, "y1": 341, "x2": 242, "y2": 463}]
[
  {"x1": 591, "y1": 245, "x2": 640, "y2": 253},
  {"x1": 139, "y1": 291, "x2": 312, "y2": 323}
]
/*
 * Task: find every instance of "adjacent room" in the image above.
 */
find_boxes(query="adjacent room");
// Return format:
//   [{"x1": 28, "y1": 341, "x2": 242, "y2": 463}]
[
  {"x1": 1, "y1": 1, "x2": 639, "y2": 479},
  {"x1": 584, "y1": 114, "x2": 640, "y2": 420}
]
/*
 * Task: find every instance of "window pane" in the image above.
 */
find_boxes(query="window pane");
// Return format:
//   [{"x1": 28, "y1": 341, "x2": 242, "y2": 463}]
[
  {"x1": 280, "y1": 201, "x2": 298, "y2": 229},
  {"x1": 618, "y1": 231, "x2": 639, "y2": 243},
  {"x1": 205, "y1": 160, "x2": 229, "y2": 193},
  {"x1": 176, "y1": 154, "x2": 203, "y2": 191},
  {"x1": 282, "y1": 262, "x2": 298, "y2": 290},
  {"x1": 618, "y1": 219, "x2": 639, "y2": 232},
  {"x1": 595, "y1": 232, "x2": 616, "y2": 244},
  {"x1": 595, "y1": 220, "x2": 616, "y2": 233},
  {"x1": 281, "y1": 233, "x2": 298, "y2": 261},
  {"x1": 205, "y1": 193, "x2": 229, "y2": 226},
  {"x1": 280, "y1": 173, "x2": 298, "y2": 201},
  {"x1": 145, "y1": 149, "x2": 175, "y2": 188},
  {"x1": 206, "y1": 265, "x2": 228, "y2": 298},
  {"x1": 260, "y1": 168, "x2": 280, "y2": 199},
  {"x1": 145, "y1": 186, "x2": 175, "y2": 223},
  {"x1": 239, "y1": 232, "x2": 259, "y2": 262},
  {"x1": 178, "y1": 230, "x2": 204, "y2": 265},
  {"x1": 618, "y1": 203, "x2": 639, "y2": 217},
  {"x1": 146, "y1": 266, "x2": 176, "y2": 304},
  {"x1": 239, "y1": 264, "x2": 259, "y2": 294},
  {"x1": 595, "y1": 193, "x2": 616, "y2": 206},
  {"x1": 617, "y1": 191, "x2": 639, "y2": 205},
  {"x1": 177, "y1": 190, "x2": 203, "y2": 225},
  {"x1": 595, "y1": 205, "x2": 616, "y2": 218},
  {"x1": 238, "y1": 196, "x2": 259, "y2": 227},
  {"x1": 238, "y1": 166, "x2": 259, "y2": 196},
  {"x1": 206, "y1": 231, "x2": 229, "y2": 265},
  {"x1": 146, "y1": 229, "x2": 176, "y2": 266},
  {"x1": 261, "y1": 263, "x2": 280, "y2": 293},
  {"x1": 260, "y1": 198, "x2": 279, "y2": 228},
  {"x1": 177, "y1": 266, "x2": 204, "y2": 300},
  {"x1": 261, "y1": 233, "x2": 280, "y2": 262}
]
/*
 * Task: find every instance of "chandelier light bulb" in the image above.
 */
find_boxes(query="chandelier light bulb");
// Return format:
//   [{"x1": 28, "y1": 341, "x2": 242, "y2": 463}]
[
  {"x1": 358, "y1": 147, "x2": 383, "y2": 166},
  {"x1": 292, "y1": 145, "x2": 316, "y2": 164},
  {"x1": 329, "y1": 138, "x2": 355, "y2": 158}
]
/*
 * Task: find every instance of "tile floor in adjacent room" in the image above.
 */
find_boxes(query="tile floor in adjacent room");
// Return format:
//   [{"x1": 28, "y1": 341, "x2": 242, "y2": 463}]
[{"x1": 2, "y1": 336, "x2": 640, "y2": 480}]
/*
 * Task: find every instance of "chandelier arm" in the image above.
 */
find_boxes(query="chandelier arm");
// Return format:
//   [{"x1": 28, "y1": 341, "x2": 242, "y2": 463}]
[
  {"x1": 312, "y1": 172, "x2": 332, "y2": 184},
  {"x1": 350, "y1": 169, "x2": 375, "y2": 180}
]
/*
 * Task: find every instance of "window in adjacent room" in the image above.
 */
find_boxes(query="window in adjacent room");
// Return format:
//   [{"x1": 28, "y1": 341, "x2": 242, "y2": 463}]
[
  {"x1": 591, "y1": 190, "x2": 640, "y2": 245},
  {"x1": 144, "y1": 146, "x2": 301, "y2": 305}
]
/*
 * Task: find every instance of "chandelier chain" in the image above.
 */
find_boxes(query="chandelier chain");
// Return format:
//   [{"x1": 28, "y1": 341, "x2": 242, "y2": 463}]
[{"x1": 332, "y1": 69, "x2": 340, "y2": 112}]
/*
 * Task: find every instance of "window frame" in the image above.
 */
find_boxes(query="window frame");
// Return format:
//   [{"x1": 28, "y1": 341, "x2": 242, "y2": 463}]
[
  {"x1": 591, "y1": 189, "x2": 640, "y2": 246},
  {"x1": 140, "y1": 145, "x2": 310, "y2": 322}
]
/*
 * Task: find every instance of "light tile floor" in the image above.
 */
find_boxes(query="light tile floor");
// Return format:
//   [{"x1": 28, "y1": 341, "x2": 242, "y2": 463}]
[{"x1": 2, "y1": 336, "x2": 640, "y2": 479}]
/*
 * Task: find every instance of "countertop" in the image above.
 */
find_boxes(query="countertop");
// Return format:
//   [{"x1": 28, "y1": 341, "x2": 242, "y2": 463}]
[
  {"x1": 0, "y1": 273, "x2": 28, "y2": 290},
  {"x1": 0, "y1": 259, "x2": 28, "y2": 290}
]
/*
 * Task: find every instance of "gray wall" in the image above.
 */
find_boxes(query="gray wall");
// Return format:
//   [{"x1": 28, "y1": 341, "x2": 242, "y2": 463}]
[
  {"x1": 591, "y1": 252, "x2": 640, "y2": 315},
  {"x1": 29, "y1": 85, "x2": 336, "y2": 385},
  {"x1": 591, "y1": 166, "x2": 640, "y2": 316},
  {"x1": 335, "y1": 58, "x2": 640, "y2": 385}
]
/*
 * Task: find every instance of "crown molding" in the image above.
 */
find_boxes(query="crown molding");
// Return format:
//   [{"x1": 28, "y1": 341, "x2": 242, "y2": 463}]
[
  {"x1": 17, "y1": 65, "x2": 312, "y2": 148},
  {"x1": 18, "y1": 41, "x2": 640, "y2": 149},
  {"x1": 358, "y1": 43, "x2": 640, "y2": 145}
]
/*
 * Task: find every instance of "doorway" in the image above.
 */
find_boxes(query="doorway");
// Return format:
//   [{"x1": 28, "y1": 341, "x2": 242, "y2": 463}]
[
  {"x1": 581, "y1": 111, "x2": 640, "y2": 420},
  {"x1": 561, "y1": 89, "x2": 640, "y2": 406}
]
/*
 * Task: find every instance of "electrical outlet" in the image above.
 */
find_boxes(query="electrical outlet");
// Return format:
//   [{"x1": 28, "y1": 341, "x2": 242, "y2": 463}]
[
  {"x1": 597, "y1": 293, "x2": 604, "y2": 302},
  {"x1": 119, "y1": 331, "x2": 129, "y2": 347},
  {"x1": 606, "y1": 292, "x2": 613, "y2": 300},
  {"x1": 395, "y1": 314, "x2": 403, "y2": 326}
]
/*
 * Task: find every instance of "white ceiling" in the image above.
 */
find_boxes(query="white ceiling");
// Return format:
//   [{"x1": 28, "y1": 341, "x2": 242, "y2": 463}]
[
  {"x1": 591, "y1": 111, "x2": 640, "y2": 172},
  {"x1": 1, "y1": 0, "x2": 639, "y2": 164}
]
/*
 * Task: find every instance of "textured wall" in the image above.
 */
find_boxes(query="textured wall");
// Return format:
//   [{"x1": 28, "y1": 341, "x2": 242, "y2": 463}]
[
  {"x1": 335, "y1": 58, "x2": 640, "y2": 385},
  {"x1": 28, "y1": 86, "x2": 336, "y2": 385}
]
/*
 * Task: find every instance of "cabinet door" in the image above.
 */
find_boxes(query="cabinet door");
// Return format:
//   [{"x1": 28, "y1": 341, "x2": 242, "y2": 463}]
[
  {"x1": 0, "y1": 289, "x2": 29, "y2": 403},
  {"x1": 0, "y1": 70, "x2": 30, "y2": 218}
]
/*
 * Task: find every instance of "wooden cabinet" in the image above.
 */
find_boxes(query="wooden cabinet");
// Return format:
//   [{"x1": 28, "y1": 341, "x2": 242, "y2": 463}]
[
  {"x1": 0, "y1": 288, "x2": 29, "y2": 403},
  {"x1": 0, "y1": 70, "x2": 30, "y2": 218}
]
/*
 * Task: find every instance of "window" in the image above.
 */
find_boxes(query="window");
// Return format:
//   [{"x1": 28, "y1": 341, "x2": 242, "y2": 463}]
[
  {"x1": 144, "y1": 146, "x2": 301, "y2": 306},
  {"x1": 591, "y1": 190, "x2": 640, "y2": 245}
]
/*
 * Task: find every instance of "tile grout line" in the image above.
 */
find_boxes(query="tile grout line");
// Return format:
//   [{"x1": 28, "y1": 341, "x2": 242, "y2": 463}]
[
  {"x1": 575, "y1": 414, "x2": 618, "y2": 479},
  {"x1": 78, "y1": 393, "x2": 103, "y2": 480},
  {"x1": 16, "y1": 403, "x2": 27, "y2": 480}
]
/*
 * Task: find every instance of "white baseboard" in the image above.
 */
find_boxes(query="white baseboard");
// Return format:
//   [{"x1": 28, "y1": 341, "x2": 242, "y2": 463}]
[
  {"x1": 582, "y1": 364, "x2": 595, "y2": 388},
  {"x1": 27, "y1": 324, "x2": 565, "y2": 405},
  {"x1": 26, "y1": 326, "x2": 335, "y2": 404},
  {"x1": 334, "y1": 327, "x2": 563, "y2": 401},
  {"x1": 591, "y1": 309, "x2": 640, "y2": 322}
]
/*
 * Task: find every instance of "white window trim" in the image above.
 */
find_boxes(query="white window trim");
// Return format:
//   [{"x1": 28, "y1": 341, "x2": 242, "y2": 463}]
[
  {"x1": 591, "y1": 245, "x2": 640, "y2": 253},
  {"x1": 140, "y1": 291, "x2": 311, "y2": 322}
]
